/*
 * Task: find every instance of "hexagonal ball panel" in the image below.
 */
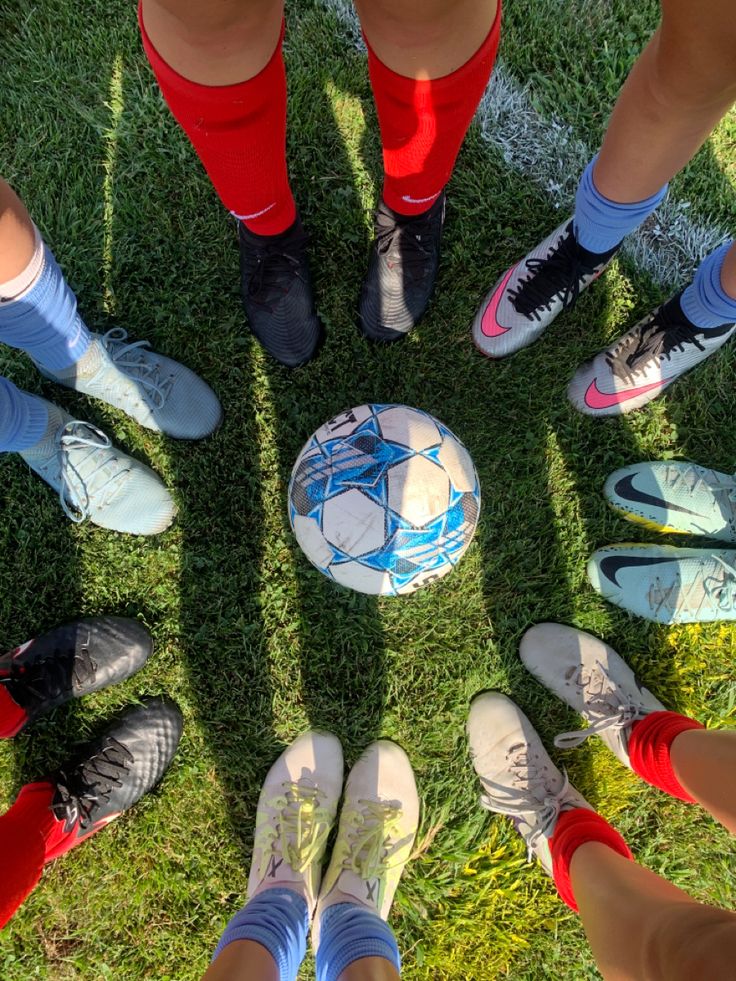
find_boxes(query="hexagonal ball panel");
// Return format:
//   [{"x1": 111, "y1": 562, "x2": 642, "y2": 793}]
[
  {"x1": 330, "y1": 560, "x2": 393, "y2": 594},
  {"x1": 388, "y1": 456, "x2": 450, "y2": 527},
  {"x1": 322, "y1": 488, "x2": 386, "y2": 557},
  {"x1": 292, "y1": 514, "x2": 334, "y2": 571},
  {"x1": 436, "y1": 434, "x2": 477, "y2": 493}
]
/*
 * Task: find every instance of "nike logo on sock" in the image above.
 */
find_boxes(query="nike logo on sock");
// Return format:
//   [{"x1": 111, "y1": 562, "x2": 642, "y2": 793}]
[
  {"x1": 231, "y1": 203, "x2": 276, "y2": 222},
  {"x1": 584, "y1": 377, "x2": 667, "y2": 409},
  {"x1": 613, "y1": 474, "x2": 705, "y2": 519},
  {"x1": 401, "y1": 192, "x2": 440, "y2": 205}
]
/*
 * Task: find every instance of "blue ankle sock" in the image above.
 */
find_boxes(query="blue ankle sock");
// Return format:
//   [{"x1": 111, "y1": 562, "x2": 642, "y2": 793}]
[
  {"x1": 315, "y1": 903, "x2": 401, "y2": 981},
  {"x1": 680, "y1": 242, "x2": 736, "y2": 329},
  {"x1": 574, "y1": 155, "x2": 668, "y2": 255},
  {"x1": 211, "y1": 888, "x2": 308, "y2": 981},
  {"x1": 0, "y1": 378, "x2": 48, "y2": 452},
  {"x1": 0, "y1": 243, "x2": 90, "y2": 371}
]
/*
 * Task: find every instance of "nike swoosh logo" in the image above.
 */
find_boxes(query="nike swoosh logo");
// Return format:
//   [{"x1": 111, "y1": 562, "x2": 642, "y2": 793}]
[
  {"x1": 401, "y1": 192, "x2": 440, "y2": 205},
  {"x1": 481, "y1": 265, "x2": 518, "y2": 337},
  {"x1": 598, "y1": 554, "x2": 678, "y2": 588},
  {"x1": 584, "y1": 376, "x2": 666, "y2": 409},
  {"x1": 613, "y1": 473, "x2": 705, "y2": 519},
  {"x1": 230, "y1": 202, "x2": 276, "y2": 221}
]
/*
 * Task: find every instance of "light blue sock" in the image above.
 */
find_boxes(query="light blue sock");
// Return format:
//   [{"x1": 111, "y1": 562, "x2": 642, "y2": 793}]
[
  {"x1": 574, "y1": 155, "x2": 668, "y2": 255},
  {"x1": 680, "y1": 241, "x2": 736, "y2": 330},
  {"x1": 0, "y1": 243, "x2": 90, "y2": 371},
  {"x1": 0, "y1": 378, "x2": 48, "y2": 452},
  {"x1": 211, "y1": 888, "x2": 308, "y2": 981},
  {"x1": 316, "y1": 903, "x2": 401, "y2": 981}
]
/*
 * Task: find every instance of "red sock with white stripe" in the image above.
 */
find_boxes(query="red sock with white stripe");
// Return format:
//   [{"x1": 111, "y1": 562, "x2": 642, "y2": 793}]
[
  {"x1": 366, "y1": 5, "x2": 501, "y2": 217},
  {"x1": 138, "y1": 8, "x2": 296, "y2": 236}
]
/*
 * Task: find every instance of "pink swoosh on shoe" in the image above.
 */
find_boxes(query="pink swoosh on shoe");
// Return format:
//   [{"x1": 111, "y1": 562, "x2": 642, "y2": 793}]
[
  {"x1": 584, "y1": 376, "x2": 666, "y2": 410},
  {"x1": 481, "y1": 265, "x2": 518, "y2": 337}
]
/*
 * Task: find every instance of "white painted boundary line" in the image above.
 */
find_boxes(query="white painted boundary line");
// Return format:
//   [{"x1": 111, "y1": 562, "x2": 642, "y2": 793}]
[{"x1": 320, "y1": 0, "x2": 730, "y2": 287}]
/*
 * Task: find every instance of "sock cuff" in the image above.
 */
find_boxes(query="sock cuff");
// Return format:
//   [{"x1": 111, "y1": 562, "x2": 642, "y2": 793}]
[
  {"x1": 574, "y1": 154, "x2": 668, "y2": 255},
  {"x1": 551, "y1": 808, "x2": 633, "y2": 912},
  {"x1": 680, "y1": 241, "x2": 736, "y2": 329},
  {"x1": 0, "y1": 684, "x2": 28, "y2": 738},
  {"x1": 138, "y1": 3, "x2": 286, "y2": 101},
  {"x1": 0, "y1": 226, "x2": 44, "y2": 301},
  {"x1": 212, "y1": 888, "x2": 308, "y2": 979},
  {"x1": 365, "y1": 3, "x2": 500, "y2": 90},
  {"x1": 315, "y1": 903, "x2": 400, "y2": 981},
  {"x1": 628, "y1": 710, "x2": 705, "y2": 803},
  {"x1": 0, "y1": 382, "x2": 49, "y2": 454}
]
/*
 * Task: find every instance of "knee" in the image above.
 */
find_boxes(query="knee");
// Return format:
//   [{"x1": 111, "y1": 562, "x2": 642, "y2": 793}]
[
  {"x1": 648, "y1": 32, "x2": 736, "y2": 113},
  {"x1": 142, "y1": 0, "x2": 278, "y2": 52}
]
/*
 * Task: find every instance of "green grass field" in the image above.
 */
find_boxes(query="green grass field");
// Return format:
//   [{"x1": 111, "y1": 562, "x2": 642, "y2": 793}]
[{"x1": 1, "y1": 0, "x2": 735, "y2": 977}]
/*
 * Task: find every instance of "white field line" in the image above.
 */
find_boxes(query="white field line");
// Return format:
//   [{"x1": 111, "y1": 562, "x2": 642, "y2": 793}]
[{"x1": 319, "y1": 0, "x2": 731, "y2": 287}]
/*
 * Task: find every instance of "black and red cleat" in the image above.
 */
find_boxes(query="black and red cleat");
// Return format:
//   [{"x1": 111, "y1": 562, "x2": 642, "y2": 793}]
[
  {"x1": 0, "y1": 617, "x2": 153, "y2": 738},
  {"x1": 40, "y1": 697, "x2": 183, "y2": 861}
]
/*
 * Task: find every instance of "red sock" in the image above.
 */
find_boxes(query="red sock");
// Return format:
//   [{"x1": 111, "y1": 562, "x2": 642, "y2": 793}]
[
  {"x1": 0, "y1": 685, "x2": 27, "y2": 739},
  {"x1": 0, "y1": 783, "x2": 56, "y2": 928},
  {"x1": 366, "y1": 4, "x2": 501, "y2": 216},
  {"x1": 628, "y1": 710, "x2": 705, "y2": 803},
  {"x1": 551, "y1": 808, "x2": 633, "y2": 912},
  {"x1": 138, "y1": 8, "x2": 296, "y2": 236}
]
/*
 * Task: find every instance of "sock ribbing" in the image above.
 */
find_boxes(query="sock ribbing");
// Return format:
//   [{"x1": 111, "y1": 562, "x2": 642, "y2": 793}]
[
  {"x1": 573, "y1": 155, "x2": 668, "y2": 255},
  {"x1": 315, "y1": 903, "x2": 401, "y2": 981},
  {"x1": 628, "y1": 710, "x2": 705, "y2": 803},
  {"x1": 680, "y1": 242, "x2": 736, "y2": 329},
  {"x1": 550, "y1": 808, "x2": 633, "y2": 912},
  {"x1": 0, "y1": 380, "x2": 49, "y2": 454}
]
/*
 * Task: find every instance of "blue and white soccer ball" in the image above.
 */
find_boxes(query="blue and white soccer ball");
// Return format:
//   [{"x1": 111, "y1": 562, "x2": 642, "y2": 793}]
[{"x1": 288, "y1": 404, "x2": 481, "y2": 595}]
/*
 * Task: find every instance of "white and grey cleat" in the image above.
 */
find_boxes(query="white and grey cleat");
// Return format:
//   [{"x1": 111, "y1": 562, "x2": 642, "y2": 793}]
[
  {"x1": 37, "y1": 328, "x2": 222, "y2": 440},
  {"x1": 467, "y1": 691, "x2": 592, "y2": 874},
  {"x1": 519, "y1": 623, "x2": 664, "y2": 767},
  {"x1": 19, "y1": 398, "x2": 175, "y2": 535},
  {"x1": 313, "y1": 740, "x2": 419, "y2": 947},
  {"x1": 248, "y1": 731, "x2": 344, "y2": 917}
]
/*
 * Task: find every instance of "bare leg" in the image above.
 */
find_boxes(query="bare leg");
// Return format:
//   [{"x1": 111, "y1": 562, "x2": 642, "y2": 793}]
[
  {"x1": 719, "y1": 241, "x2": 736, "y2": 298},
  {"x1": 355, "y1": 0, "x2": 498, "y2": 78},
  {"x1": 0, "y1": 179, "x2": 35, "y2": 282},
  {"x1": 594, "y1": 0, "x2": 736, "y2": 201},
  {"x1": 339, "y1": 956, "x2": 401, "y2": 980},
  {"x1": 671, "y1": 728, "x2": 736, "y2": 834},
  {"x1": 571, "y1": 843, "x2": 736, "y2": 981},
  {"x1": 201, "y1": 939, "x2": 279, "y2": 981},
  {"x1": 140, "y1": 0, "x2": 284, "y2": 85}
]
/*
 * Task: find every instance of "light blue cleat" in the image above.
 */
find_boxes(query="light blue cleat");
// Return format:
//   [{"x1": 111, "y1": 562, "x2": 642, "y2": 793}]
[
  {"x1": 587, "y1": 543, "x2": 736, "y2": 623},
  {"x1": 37, "y1": 328, "x2": 222, "y2": 440},
  {"x1": 605, "y1": 461, "x2": 736, "y2": 542},
  {"x1": 19, "y1": 397, "x2": 176, "y2": 535}
]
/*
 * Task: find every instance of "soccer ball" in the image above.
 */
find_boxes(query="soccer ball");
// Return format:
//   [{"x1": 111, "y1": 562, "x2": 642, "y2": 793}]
[{"x1": 288, "y1": 404, "x2": 481, "y2": 595}]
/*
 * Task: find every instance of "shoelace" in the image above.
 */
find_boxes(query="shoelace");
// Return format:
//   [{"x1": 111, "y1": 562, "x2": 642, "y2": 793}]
[
  {"x1": 0, "y1": 641, "x2": 96, "y2": 711},
  {"x1": 552, "y1": 660, "x2": 650, "y2": 750},
  {"x1": 244, "y1": 230, "x2": 310, "y2": 311},
  {"x1": 101, "y1": 328, "x2": 173, "y2": 409},
  {"x1": 479, "y1": 750, "x2": 571, "y2": 861},
  {"x1": 663, "y1": 463, "x2": 736, "y2": 514},
  {"x1": 54, "y1": 422, "x2": 131, "y2": 523},
  {"x1": 335, "y1": 799, "x2": 407, "y2": 908},
  {"x1": 607, "y1": 306, "x2": 704, "y2": 382},
  {"x1": 51, "y1": 736, "x2": 133, "y2": 831},
  {"x1": 508, "y1": 226, "x2": 592, "y2": 321},
  {"x1": 375, "y1": 209, "x2": 438, "y2": 282},
  {"x1": 256, "y1": 780, "x2": 333, "y2": 879},
  {"x1": 648, "y1": 554, "x2": 736, "y2": 619}
]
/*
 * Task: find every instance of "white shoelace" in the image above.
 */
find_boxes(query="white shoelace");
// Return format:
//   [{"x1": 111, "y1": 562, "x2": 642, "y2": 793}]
[
  {"x1": 552, "y1": 660, "x2": 650, "y2": 750},
  {"x1": 479, "y1": 750, "x2": 570, "y2": 860},
  {"x1": 54, "y1": 422, "x2": 129, "y2": 522},
  {"x1": 101, "y1": 328, "x2": 173, "y2": 409},
  {"x1": 648, "y1": 555, "x2": 736, "y2": 619}
]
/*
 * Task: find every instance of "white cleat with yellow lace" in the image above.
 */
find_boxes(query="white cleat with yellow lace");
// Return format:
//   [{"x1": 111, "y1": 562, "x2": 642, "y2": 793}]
[
  {"x1": 37, "y1": 328, "x2": 222, "y2": 440},
  {"x1": 248, "y1": 731, "x2": 344, "y2": 915},
  {"x1": 313, "y1": 740, "x2": 419, "y2": 947}
]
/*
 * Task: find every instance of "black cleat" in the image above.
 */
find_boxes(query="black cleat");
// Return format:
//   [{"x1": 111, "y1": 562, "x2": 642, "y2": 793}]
[
  {"x1": 359, "y1": 193, "x2": 445, "y2": 342},
  {"x1": 44, "y1": 696, "x2": 183, "y2": 860},
  {"x1": 0, "y1": 617, "x2": 153, "y2": 737},
  {"x1": 239, "y1": 215, "x2": 324, "y2": 367}
]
